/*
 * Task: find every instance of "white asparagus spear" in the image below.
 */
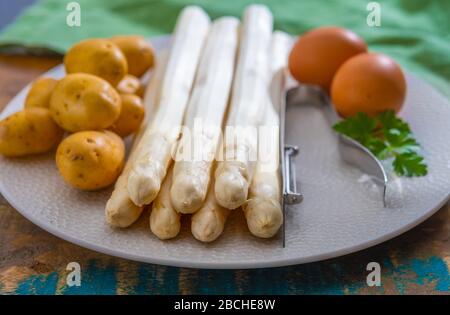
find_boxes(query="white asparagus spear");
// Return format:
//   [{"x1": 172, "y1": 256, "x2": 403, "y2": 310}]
[
  {"x1": 105, "y1": 51, "x2": 168, "y2": 228},
  {"x1": 214, "y1": 4, "x2": 273, "y2": 209},
  {"x1": 191, "y1": 165, "x2": 230, "y2": 242},
  {"x1": 150, "y1": 164, "x2": 181, "y2": 239},
  {"x1": 127, "y1": 6, "x2": 210, "y2": 207},
  {"x1": 242, "y1": 31, "x2": 293, "y2": 238},
  {"x1": 170, "y1": 17, "x2": 239, "y2": 214}
]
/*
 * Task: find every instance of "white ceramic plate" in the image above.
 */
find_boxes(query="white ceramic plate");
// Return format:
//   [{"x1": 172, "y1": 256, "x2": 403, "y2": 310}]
[{"x1": 1, "y1": 35, "x2": 449, "y2": 269}]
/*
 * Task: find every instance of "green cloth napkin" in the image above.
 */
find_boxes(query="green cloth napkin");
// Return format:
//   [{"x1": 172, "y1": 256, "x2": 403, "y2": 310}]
[{"x1": 0, "y1": 0, "x2": 449, "y2": 97}]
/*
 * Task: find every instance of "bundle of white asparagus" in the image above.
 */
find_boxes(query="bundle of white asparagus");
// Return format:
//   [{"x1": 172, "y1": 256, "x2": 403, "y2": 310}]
[
  {"x1": 152, "y1": 15, "x2": 240, "y2": 240},
  {"x1": 105, "y1": 4, "x2": 293, "y2": 242}
]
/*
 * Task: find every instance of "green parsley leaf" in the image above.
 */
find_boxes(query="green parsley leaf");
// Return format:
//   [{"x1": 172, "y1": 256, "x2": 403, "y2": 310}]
[
  {"x1": 333, "y1": 112, "x2": 377, "y2": 144},
  {"x1": 333, "y1": 111, "x2": 427, "y2": 177},
  {"x1": 365, "y1": 137, "x2": 388, "y2": 158},
  {"x1": 377, "y1": 110, "x2": 411, "y2": 134},
  {"x1": 393, "y1": 151, "x2": 428, "y2": 177}
]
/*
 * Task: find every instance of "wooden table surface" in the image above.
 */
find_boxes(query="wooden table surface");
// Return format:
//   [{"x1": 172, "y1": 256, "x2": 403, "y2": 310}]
[{"x1": 0, "y1": 55, "x2": 449, "y2": 295}]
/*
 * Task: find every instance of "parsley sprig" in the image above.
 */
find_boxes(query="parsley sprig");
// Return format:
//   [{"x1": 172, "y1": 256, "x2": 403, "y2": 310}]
[{"x1": 333, "y1": 111, "x2": 427, "y2": 177}]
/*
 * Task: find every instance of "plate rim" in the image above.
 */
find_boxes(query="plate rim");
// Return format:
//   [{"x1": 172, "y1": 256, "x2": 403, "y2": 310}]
[{"x1": 0, "y1": 34, "x2": 449, "y2": 269}]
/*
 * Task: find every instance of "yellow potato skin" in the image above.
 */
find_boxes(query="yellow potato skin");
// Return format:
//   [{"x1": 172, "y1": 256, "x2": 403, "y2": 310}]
[
  {"x1": 50, "y1": 73, "x2": 122, "y2": 132},
  {"x1": 24, "y1": 77, "x2": 58, "y2": 109},
  {"x1": 64, "y1": 39, "x2": 128, "y2": 86},
  {"x1": 110, "y1": 35, "x2": 155, "y2": 77},
  {"x1": 109, "y1": 94, "x2": 145, "y2": 137},
  {"x1": 116, "y1": 74, "x2": 144, "y2": 97},
  {"x1": 56, "y1": 130, "x2": 125, "y2": 190},
  {"x1": 0, "y1": 108, "x2": 63, "y2": 157}
]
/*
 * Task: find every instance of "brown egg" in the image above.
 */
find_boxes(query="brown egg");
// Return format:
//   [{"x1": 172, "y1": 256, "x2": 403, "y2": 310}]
[
  {"x1": 288, "y1": 26, "x2": 367, "y2": 91},
  {"x1": 331, "y1": 53, "x2": 406, "y2": 117}
]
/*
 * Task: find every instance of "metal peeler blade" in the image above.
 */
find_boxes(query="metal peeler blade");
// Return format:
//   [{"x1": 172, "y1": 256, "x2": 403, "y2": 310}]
[{"x1": 280, "y1": 83, "x2": 388, "y2": 247}]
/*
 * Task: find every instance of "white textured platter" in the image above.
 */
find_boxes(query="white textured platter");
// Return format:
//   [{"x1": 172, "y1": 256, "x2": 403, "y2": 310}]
[{"x1": 1, "y1": 35, "x2": 450, "y2": 269}]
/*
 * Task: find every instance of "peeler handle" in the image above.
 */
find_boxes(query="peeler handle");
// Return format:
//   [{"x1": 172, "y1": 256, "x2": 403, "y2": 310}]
[{"x1": 283, "y1": 145, "x2": 303, "y2": 204}]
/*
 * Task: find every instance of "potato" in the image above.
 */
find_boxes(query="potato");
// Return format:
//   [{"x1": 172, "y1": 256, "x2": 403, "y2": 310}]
[
  {"x1": 109, "y1": 94, "x2": 145, "y2": 137},
  {"x1": 0, "y1": 108, "x2": 63, "y2": 157},
  {"x1": 50, "y1": 73, "x2": 122, "y2": 132},
  {"x1": 116, "y1": 74, "x2": 144, "y2": 97},
  {"x1": 110, "y1": 35, "x2": 155, "y2": 77},
  {"x1": 64, "y1": 38, "x2": 127, "y2": 86},
  {"x1": 56, "y1": 130, "x2": 125, "y2": 190},
  {"x1": 24, "y1": 77, "x2": 58, "y2": 109}
]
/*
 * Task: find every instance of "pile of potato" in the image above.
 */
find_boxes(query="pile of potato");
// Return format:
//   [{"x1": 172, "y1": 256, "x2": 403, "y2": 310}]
[{"x1": 0, "y1": 35, "x2": 155, "y2": 190}]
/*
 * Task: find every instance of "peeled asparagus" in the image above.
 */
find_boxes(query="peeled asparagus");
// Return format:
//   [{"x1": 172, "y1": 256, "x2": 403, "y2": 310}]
[
  {"x1": 170, "y1": 17, "x2": 239, "y2": 214},
  {"x1": 127, "y1": 6, "x2": 211, "y2": 207},
  {"x1": 191, "y1": 167, "x2": 230, "y2": 242},
  {"x1": 150, "y1": 165, "x2": 181, "y2": 239},
  {"x1": 105, "y1": 51, "x2": 168, "y2": 228},
  {"x1": 214, "y1": 4, "x2": 273, "y2": 209},
  {"x1": 242, "y1": 31, "x2": 292, "y2": 238}
]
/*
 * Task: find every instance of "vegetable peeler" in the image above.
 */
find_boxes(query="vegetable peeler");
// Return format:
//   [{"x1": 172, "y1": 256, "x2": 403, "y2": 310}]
[{"x1": 279, "y1": 82, "x2": 388, "y2": 247}]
